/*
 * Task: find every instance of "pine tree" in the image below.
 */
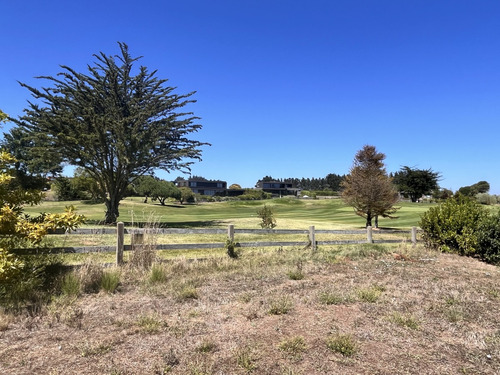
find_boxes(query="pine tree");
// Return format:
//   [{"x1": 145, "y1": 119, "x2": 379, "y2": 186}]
[{"x1": 341, "y1": 145, "x2": 399, "y2": 227}]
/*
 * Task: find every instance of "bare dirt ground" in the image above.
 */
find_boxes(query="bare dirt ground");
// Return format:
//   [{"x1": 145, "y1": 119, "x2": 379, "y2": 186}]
[{"x1": 1, "y1": 245, "x2": 500, "y2": 375}]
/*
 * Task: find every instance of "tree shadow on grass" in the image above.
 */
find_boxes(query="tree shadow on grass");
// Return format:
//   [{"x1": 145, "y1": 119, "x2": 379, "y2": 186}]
[{"x1": 85, "y1": 220, "x2": 226, "y2": 228}]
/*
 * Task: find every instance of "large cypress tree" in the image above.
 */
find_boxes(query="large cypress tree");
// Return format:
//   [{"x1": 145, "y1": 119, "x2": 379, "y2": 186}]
[
  {"x1": 15, "y1": 43, "x2": 208, "y2": 223},
  {"x1": 341, "y1": 145, "x2": 400, "y2": 227}
]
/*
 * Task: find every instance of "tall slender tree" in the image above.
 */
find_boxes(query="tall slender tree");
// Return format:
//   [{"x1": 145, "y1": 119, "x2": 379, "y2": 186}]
[
  {"x1": 341, "y1": 145, "x2": 399, "y2": 227},
  {"x1": 15, "y1": 43, "x2": 208, "y2": 223}
]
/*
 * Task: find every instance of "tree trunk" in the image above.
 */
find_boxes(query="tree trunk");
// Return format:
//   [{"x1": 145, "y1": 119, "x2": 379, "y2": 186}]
[
  {"x1": 374, "y1": 215, "x2": 379, "y2": 228},
  {"x1": 104, "y1": 197, "x2": 120, "y2": 224},
  {"x1": 366, "y1": 212, "x2": 372, "y2": 228}
]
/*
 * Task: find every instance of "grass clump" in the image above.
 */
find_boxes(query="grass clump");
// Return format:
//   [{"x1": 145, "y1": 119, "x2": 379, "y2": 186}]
[
  {"x1": 174, "y1": 281, "x2": 199, "y2": 301},
  {"x1": 235, "y1": 346, "x2": 257, "y2": 372},
  {"x1": 196, "y1": 340, "x2": 217, "y2": 353},
  {"x1": 268, "y1": 296, "x2": 293, "y2": 315},
  {"x1": 148, "y1": 263, "x2": 168, "y2": 284},
  {"x1": 286, "y1": 260, "x2": 304, "y2": 280},
  {"x1": 136, "y1": 314, "x2": 167, "y2": 334},
  {"x1": 356, "y1": 284, "x2": 385, "y2": 303},
  {"x1": 278, "y1": 336, "x2": 307, "y2": 358},
  {"x1": 326, "y1": 334, "x2": 358, "y2": 357},
  {"x1": 60, "y1": 272, "x2": 81, "y2": 297},
  {"x1": 389, "y1": 312, "x2": 420, "y2": 330},
  {"x1": 100, "y1": 269, "x2": 120, "y2": 293},
  {"x1": 78, "y1": 261, "x2": 104, "y2": 293},
  {"x1": 318, "y1": 290, "x2": 349, "y2": 305}
]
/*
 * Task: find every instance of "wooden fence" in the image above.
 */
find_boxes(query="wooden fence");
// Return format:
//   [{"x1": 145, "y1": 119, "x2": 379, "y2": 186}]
[{"x1": 15, "y1": 223, "x2": 419, "y2": 265}]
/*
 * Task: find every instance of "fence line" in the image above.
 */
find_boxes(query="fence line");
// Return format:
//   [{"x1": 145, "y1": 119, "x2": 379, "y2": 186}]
[{"x1": 14, "y1": 224, "x2": 419, "y2": 265}]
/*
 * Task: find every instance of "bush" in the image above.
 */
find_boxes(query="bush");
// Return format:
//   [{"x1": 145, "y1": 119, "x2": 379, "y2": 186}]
[
  {"x1": 419, "y1": 195, "x2": 488, "y2": 256},
  {"x1": 257, "y1": 204, "x2": 276, "y2": 229},
  {"x1": 477, "y1": 211, "x2": 500, "y2": 264}
]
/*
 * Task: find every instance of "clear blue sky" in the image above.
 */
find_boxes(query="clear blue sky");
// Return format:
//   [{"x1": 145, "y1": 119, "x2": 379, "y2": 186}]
[{"x1": 1, "y1": 1, "x2": 499, "y2": 193}]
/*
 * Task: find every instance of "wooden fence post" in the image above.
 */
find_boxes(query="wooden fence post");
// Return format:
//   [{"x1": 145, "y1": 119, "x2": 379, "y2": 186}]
[
  {"x1": 228, "y1": 224, "x2": 234, "y2": 242},
  {"x1": 116, "y1": 222, "x2": 124, "y2": 266},
  {"x1": 411, "y1": 226, "x2": 417, "y2": 246},
  {"x1": 309, "y1": 226, "x2": 316, "y2": 252},
  {"x1": 366, "y1": 226, "x2": 373, "y2": 243}
]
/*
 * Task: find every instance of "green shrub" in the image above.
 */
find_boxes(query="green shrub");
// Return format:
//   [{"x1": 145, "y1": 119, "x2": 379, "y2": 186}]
[
  {"x1": 0, "y1": 254, "x2": 65, "y2": 312},
  {"x1": 477, "y1": 211, "x2": 500, "y2": 264},
  {"x1": 419, "y1": 195, "x2": 488, "y2": 256}
]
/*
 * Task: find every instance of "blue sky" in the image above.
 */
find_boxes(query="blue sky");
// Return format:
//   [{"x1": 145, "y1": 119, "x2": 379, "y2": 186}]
[{"x1": 1, "y1": 1, "x2": 499, "y2": 193}]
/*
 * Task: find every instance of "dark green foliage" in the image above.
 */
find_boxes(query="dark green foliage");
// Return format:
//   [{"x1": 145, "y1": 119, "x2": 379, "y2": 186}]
[
  {"x1": 0, "y1": 254, "x2": 66, "y2": 312},
  {"x1": 225, "y1": 239, "x2": 239, "y2": 258},
  {"x1": 151, "y1": 180, "x2": 181, "y2": 205},
  {"x1": 1, "y1": 126, "x2": 63, "y2": 179},
  {"x1": 179, "y1": 187, "x2": 195, "y2": 204},
  {"x1": 52, "y1": 177, "x2": 80, "y2": 201},
  {"x1": 393, "y1": 166, "x2": 440, "y2": 202},
  {"x1": 257, "y1": 204, "x2": 276, "y2": 229},
  {"x1": 477, "y1": 211, "x2": 500, "y2": 264},
  {"x1": 458, "y1": 180, "x2": 490, "y2": 197},
  {"x1": 256, "y1": 174, "x2": 344, "y2": 191},
  {"x1": 419, "y1": 195, "x2": 488, "y2": 256},
  {"x1": 16, "y1": 43, "x2": 207, "y2": 223},
  {"x1": 239, "y1": 189, "x2": 272, "y2": 200}
]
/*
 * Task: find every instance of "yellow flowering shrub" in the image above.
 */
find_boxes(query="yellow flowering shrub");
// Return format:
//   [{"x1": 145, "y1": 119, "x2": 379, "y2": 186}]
[{"x1": 0, "y1": 151, "x2": 85, "y2": 282}]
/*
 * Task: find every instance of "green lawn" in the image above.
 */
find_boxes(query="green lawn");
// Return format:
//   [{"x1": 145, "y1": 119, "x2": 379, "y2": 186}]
[{"x1": 25, "y1": 197, "x2": 434, "y2": 229}]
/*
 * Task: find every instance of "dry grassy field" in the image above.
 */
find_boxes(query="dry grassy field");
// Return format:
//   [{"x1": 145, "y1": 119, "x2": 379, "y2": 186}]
[{"x1": 1, "y1": 242, "x2": 499, "y2": 375}]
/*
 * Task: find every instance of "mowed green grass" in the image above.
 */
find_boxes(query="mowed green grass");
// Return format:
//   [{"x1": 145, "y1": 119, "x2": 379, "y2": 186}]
[{"x1": 25, "y1": 196, "x2": 433, "y2": 229}]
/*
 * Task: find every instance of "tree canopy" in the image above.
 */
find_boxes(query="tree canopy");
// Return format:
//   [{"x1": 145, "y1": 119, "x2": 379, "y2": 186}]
[
  {"x1": 341, "y1": 145, "x2": 399, "y2": 227},
  {"x1": 14, "y1": 43, "x2": 208, "y2": 223},
  {"x1": 392, "y1": 166, "x2": 440, "y2": 202},
  {"x1": 458, "y1": 181, "x2": 490, "y2": 197}
]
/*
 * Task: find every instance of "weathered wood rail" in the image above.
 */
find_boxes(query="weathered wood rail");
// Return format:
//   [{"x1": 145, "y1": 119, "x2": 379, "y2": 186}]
[{"x1": 14, "y1": 224, "x2": 419, "y2": 266}]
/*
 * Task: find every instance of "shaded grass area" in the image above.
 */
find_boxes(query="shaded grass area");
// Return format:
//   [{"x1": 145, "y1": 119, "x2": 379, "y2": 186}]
[
  {"x1": 1, "y1": 243, "x2": 499, "y2": 374},
  {"x1": 25, "y1": 197, "x2": 434, "y2": 229}
]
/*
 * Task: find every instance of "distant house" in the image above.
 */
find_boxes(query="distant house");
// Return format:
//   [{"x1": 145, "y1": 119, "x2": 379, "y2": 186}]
[
  {"x1": 255, "y1": 180, "x2": 300, "y2": 196},
  {"x1": 176, "y1": 178, "x2": 227, "y2": 196}
]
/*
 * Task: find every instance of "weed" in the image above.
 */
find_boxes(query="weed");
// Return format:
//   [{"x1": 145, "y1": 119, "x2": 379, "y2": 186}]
[
  {"x1": 238, "y1": 292, "x2": 253, "y2": 303},
  {"x1": 136, "y1": 314, "x2": 167, "y2": 334},
  {"x1": 60, "y1": 272, "x2": 81, "y2": 297},
  {"x1": 174, "y1": 281, "x2": 199, "y2": 301},
  {"x1": 148, "y1": 263, "x2": 168, "y2": 284},
  {"x1": 281, "y1": 366, "x2": 302, "y2": 375},
  {"x1": 225, "y1": 239, "x2": 239, "y2": 259},
  {"x1": 356, "y1": 284, "x2": 385, "y2": 303},
  {"x1": 318, "y1": 290, "x2": 347, "y2": 305},
  {"x1": 287, "y1": 260, "x2": 304, "y2": 280},
  {"x1": 389, "y1": 312, "x2": 420, "y2": 330},
  {"x1": 236, "y1": 346, "x2": 257, "y2": 372},
  {"x1": 78, "y1": 340, "x2": 112, "y2": 357},
  {"x1": 326, "y1": 334, "x2": 358, "y2": 357},
  {"x1": 268, "y1": 296, "x2": 293, "y2": 315},
  {"x1": 196, "y1": 340, "x2": 217, "y2": 353},
  {"x1": 278, "y1": 336, "x2": 307, "y2": 358},
  {"x1": 78, "y1": 260, "x2": 104, "y2": 293},
  {"x1": 100, "y1": 269, "x2": 120, "y2": 293}
]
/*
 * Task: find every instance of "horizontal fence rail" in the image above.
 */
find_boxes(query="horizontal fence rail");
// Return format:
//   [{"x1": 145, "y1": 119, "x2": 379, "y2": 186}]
[{"x1": 15, "y1": 223, "x2": 419, "y2": 265}]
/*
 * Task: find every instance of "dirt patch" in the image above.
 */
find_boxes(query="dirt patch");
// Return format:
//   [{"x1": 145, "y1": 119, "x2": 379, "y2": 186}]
[{"x1": 1, "y1": 248, "x2": 499, "y2": 374}]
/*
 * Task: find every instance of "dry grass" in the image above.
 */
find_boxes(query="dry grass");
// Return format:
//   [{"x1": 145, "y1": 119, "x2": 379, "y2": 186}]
[{"x1": 1, "y1": 243, "x2": 500, "y2": 374}]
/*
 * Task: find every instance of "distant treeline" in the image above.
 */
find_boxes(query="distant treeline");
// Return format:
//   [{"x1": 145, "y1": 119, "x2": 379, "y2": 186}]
[{"x1": 258, "y1": 174, "x2": 345, "y2": 191}]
